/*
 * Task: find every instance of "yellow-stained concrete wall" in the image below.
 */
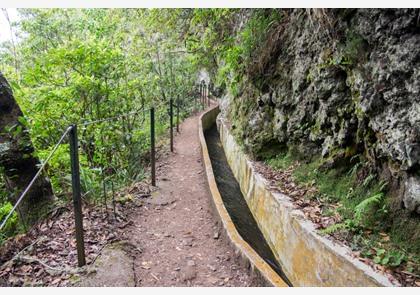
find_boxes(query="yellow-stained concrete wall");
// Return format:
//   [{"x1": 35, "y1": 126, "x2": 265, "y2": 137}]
[{"x1": 216, "y1": 116, "x2": 396, "y2": 287}]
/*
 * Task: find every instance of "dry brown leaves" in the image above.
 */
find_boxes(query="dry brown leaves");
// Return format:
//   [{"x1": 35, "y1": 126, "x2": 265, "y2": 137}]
[
  {"x1": 125, "y1": 182, "x2": 151, "y2": 198},
  {"x1": 253, "y1": 161, "x2": 339, "y2": 229},
  {"x1": 0, "y1": 182, "x2": 151, "y2": 287},
  {"x1": 252, "y1": 160, "x2": 418, "y2": 287},
  {"x1": 349, "y1": 250, "x2": 419, "y2": 286}
]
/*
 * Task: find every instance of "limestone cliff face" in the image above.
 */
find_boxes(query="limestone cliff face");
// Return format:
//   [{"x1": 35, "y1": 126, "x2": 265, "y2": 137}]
[{"x1": 223, "y1": 9, "x2": 420, "y2": 213}]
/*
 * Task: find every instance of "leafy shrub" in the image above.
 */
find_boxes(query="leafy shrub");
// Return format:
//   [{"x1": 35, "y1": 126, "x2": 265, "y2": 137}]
[{"x1": 0, "y1": 202, "x2": 18, "y2": 244}]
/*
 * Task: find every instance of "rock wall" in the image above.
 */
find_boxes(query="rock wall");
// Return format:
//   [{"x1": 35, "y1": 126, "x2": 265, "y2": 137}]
[
  {"x1": 0, "y1": 72, "x2": 54, "y2": 224},
  {"x1": 224, "y1": 9, "x2": 420, "y2": 213}
]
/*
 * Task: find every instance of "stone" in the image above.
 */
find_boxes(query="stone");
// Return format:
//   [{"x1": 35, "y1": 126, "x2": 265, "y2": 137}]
[
  {"x1": 76, "y1": 244, "x2": 135, "y2": 287},
  {"x1": 403, "y1": 177, "x2": 420, "y2": 214},
  {"x1": 0, "y1": 73, "x2": 54, "y2": 225},
  {"x1": 221, "y1": 9, "x2": 420, "y2": 214},
  {"x1": 208, "y1": 277, "x2": 219, "y2": 285},
  {"x1": 182, "y1": 266, "x2": 197, "y2": 282}
]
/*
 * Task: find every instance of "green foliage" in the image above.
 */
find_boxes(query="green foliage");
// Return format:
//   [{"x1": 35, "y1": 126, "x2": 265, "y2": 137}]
[
  {"x1": 0, "y1": 168, "x2": 7, "y2": 206},
  {"x1": 0, "y1": 202, "x2": 18, "y2": 243},
  {"x1": 319, "y1": 55, "x2": 353, "y2": 70},
  {"x1": 354, "y1": 192, "x2": 384, "y2": 225},
  {"x1": 373, "y1": 248, "x2": 406, "y2": 267},
  {"x1": 37, "y1": 144, "x2": 72, "y2": 196},
  {"x1": 264, "y1": 151, "x2": 294, "y2": 171},
  {"x1": 342, "y1": 32, "x2": 368, "y2": 65},
  {"x1": 178, "y1": 9, "x2": 283, "y2": 95},
  {"x1": 0, "y1": 9, "x2": 200, "y2": 231},
  {"x1": 239, "y1": 10, "x2": 282, "y2": 64},
  {"x1": 320, "y1": 221, "x2": 351, "y2": 235},
  {"x1": 317, "y1": 33, "x2": 367, "y2": 72},
  {"x1": 264, "y1": 148, "x2": 420, "y2": 271},
  {"x1": 360, "y1": 243, "x2": 407, "y2": 268}
]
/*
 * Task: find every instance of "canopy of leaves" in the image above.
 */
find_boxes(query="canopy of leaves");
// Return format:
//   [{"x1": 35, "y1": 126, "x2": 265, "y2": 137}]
[{"x1": 0, "y1": 8, "x2": 202, "y2": 238}]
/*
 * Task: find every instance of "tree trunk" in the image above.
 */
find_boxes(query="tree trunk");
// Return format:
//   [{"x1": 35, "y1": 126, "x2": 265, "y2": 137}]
[{"x1": 0, "y1": 72, "x2": 54, "y2": 225}]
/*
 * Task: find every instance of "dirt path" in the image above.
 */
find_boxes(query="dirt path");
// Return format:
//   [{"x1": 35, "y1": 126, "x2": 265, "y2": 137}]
[{"x1": 122, "y1": 107, "x2": 257, "y2": 286}]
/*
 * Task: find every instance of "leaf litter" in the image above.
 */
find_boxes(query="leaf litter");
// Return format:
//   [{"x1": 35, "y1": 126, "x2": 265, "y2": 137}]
[
  {"x1": 0, "y1": 181, "x2": 151, "y2": 287},
  {"x1": 252, "y1": 160, "x2": 418, "y2": 287}
]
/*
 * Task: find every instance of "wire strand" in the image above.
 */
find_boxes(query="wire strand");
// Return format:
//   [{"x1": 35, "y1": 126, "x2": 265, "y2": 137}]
[
  {"x1": 80, "y1": 108, "x2": 145, "y2": 127},
  {"x1": 0, "y1": 98, "x2": 192, "y2": 232},
  {"x1": 0, "y1": 126, "x2": 73, "y2": 232}
]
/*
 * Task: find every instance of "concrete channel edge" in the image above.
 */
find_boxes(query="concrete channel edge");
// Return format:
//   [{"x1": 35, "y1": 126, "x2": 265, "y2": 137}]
[
  {"x1": 215, "y1": 112, "x2": 397, "y2": 287},
  {"x1": 198, "y1": 105, "x2": 289, "y2": 287}
]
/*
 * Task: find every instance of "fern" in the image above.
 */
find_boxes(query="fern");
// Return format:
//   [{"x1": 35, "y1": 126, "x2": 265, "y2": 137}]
[
  {"x1": 378, "y1": 180, "x2": 388, "y2": 192},
  {"x1": 362, "y1": 174, "x2": 375, "y2": 187},
  {"x1": 347, "y1": 161, "x2": 362, "y2": 176},
  {"x1": 320, "y1": 222, "x2": 348, "y2": 235},
  {"x1": 320, "y1": 219, "x2": 358, "y2": 235},
  {"x1": 354, "y1": 192, "x2": 383, "y2": 223},
  {"x1": 0, "y1": 202, "x2": 18, "y2": 242}
]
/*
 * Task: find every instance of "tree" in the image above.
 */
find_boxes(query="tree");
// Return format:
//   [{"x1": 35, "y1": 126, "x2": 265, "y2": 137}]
[
  {"x1": 0, "y1": 8, "x2": 199, "y2": 225},
  {"x1": 0, "y1": 71, "x2": 54, "y2": 225}
]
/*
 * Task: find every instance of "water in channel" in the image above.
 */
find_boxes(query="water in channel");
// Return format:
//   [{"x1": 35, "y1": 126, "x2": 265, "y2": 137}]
[{"x1": 204, "y1": 125, "x2": 292, "y2": 286}]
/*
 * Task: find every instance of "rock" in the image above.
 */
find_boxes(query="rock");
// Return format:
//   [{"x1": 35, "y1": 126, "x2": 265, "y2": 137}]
[
  {"x1": 219, "y1": 92, "x2": 233, "y2": 118},
  {"x1": 181, "y1": 266, "x2": 196, "y2": 282},
  {"x1": 208, "y1": 277, "x2": 219, "y2": 285},
  {"x1": 213, "y1": 232, "x2": 219, "y2": 239},
  {"x1": 403, "y1": 177, "x2": 420, "y2": 214},
  {"x1": 222, "y1": 9, "x2": 420, "y2": 214},
  {"x1": 0, "y1": 74, "x2": 54, "y2": 225},
  {"x1": 144, "y1": 191, "x2": 176, "y2": 206},
  {"x1": 182, "y1": 237, "x2": 194, "y2": 247},
  {"x1": 77, "y1": 244, "x2": 135, "y2": 287},
  {"x1": 321, "y1": 136, "x2": 334, "y2": 157}
]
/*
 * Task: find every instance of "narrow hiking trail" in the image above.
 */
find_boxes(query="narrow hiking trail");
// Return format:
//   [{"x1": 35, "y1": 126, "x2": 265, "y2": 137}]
[{"x1": 115, "y1": 106, "x2": 257, "y2": 286}]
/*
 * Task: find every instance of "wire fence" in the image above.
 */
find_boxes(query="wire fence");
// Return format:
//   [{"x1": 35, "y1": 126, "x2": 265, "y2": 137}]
[{"x1": 0, "y1": 82, "x2": 211, "y2": 267}]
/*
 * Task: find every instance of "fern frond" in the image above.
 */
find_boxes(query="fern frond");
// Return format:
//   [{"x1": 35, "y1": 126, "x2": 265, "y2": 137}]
[
  {"x1": 362, "y1": 174, "x2": 375, "y2": 187},
  {"x1": 354, "y1": 192, "x2": 383, "y2": 222},
  {"x1": 320, "y1": 222, "x2": 348, "y2": 235},
  {"x1": 347, "y1": 162, "x2": 362, "y2": 176},
  {"x1": 378, "y1": 180, "x2": 388, "y2": 192}
]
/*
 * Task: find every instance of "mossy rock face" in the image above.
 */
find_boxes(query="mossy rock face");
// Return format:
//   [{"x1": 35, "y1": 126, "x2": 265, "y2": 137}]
[
  {"x1": 0, "y1": 72, "x2": 54, "y2": 226},
  {"x1": 222, "y1": 8, "x2": 420, "y2": 214}
]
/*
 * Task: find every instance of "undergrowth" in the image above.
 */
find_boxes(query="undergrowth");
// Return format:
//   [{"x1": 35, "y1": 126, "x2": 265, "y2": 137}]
[
  {"x1": 0, "y1": 102, "x2": 197, "y2": 245},
  {"x1": 265, "y1": 149, "x2": 420, "y2": 275}
]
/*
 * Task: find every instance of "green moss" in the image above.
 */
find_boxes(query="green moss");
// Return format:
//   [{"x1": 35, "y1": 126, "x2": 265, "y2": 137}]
[
  {"x1": 257, "y1": 139, "x2": 285, "y2": 161},
  {"x1": 342, "y1": 32, "x2": 368, "y2": 65},
  {"x1": 293, "y1": 158, "x2": 354, "y2": 205},
  {"x1": 345, "y1": 144, "x2": 357, "y2": 158},
  {"x1": 310, "y1": 120, "x2": 322, "y2": 137},
  {"x1": 264, "y1": 148, "x2": 295, "y2": 170},
  {"x1": 306, "y1": 69, "x2": 314, "y2": 84}
]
